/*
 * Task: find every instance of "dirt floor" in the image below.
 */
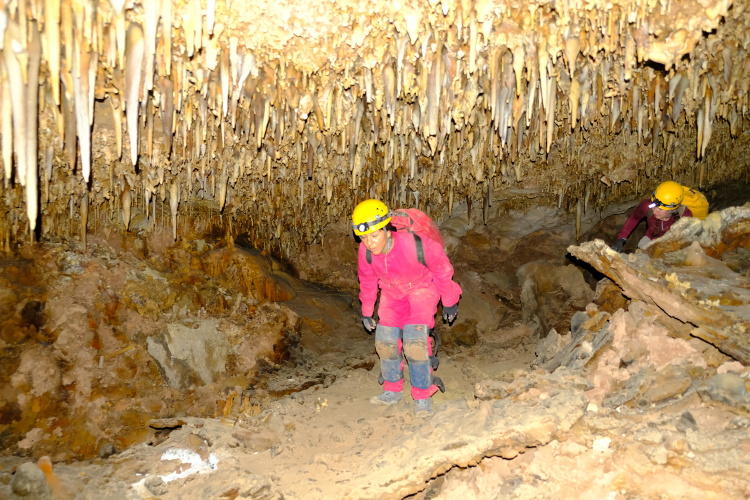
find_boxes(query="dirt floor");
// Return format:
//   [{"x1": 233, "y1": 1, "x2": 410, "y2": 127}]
[{"x1": 0, "y1": 255, "x2": 541, "y2": 499}]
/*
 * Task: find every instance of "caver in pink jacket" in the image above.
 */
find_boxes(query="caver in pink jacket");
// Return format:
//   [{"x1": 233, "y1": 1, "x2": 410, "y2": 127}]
[{"x1": 357, "y1": 231, "x2": 462, "y2": 329}]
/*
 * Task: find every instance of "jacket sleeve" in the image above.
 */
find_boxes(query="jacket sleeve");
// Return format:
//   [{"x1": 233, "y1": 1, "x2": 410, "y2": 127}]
[
  {"x1": 357, "y1": 243, "x2": 379, "y2": 317},
  {"x1": 681, "y1": 206, "x2": 693, "y2": 217},
  {"x1": 422, "y1": 237, "x2": 462, "y2": 307},
  {"x1": 617, "y1": 199, "x2": 651, "y2": 240}
]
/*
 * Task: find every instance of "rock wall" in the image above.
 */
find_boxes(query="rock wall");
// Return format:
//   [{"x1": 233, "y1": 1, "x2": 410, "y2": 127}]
[{"x1": 0, "y1": 235, "x2": 300, "y2": 460}]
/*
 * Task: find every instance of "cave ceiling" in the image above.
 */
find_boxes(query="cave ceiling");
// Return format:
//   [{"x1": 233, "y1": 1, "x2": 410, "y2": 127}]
[{"x1": 0, "y1": 0, "x2": 748, "y2": 254}]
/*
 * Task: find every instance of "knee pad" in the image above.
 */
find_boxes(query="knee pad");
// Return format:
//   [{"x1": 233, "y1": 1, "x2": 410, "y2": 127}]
[
  {"x1": 375, "y1": 325, "x2": 403, "y2": 385},
  {"x1": 375, "y1": 324, "x2": 402, "y2": 344}
]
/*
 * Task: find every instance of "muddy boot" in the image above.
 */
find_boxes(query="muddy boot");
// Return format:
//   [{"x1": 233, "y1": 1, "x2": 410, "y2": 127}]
[
  {"x1": 414, "y1": 398, "x2": 433, "y2": 417},
  {"x1": 370, "y1": 391, "x2": 403, "y2": 405}
]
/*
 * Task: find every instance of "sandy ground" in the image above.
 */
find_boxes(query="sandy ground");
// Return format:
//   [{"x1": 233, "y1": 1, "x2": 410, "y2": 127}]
[{"x1": 0, "y1": 275, "x2": 541, "y2": 499}]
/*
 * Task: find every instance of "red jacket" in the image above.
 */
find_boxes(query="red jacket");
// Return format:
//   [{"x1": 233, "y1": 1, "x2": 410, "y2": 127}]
[
  {"x1": 617, "y1": 199, "x2": 693, "y2": 240},
  {"x1": 357, "y1": 231, "x2": 462, "y2": 317}
]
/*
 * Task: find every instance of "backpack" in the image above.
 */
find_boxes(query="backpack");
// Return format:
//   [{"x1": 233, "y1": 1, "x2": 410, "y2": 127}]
[
  {"x1": 680, "y1": 186, "x2": 709, "y2": 220},
  {"x1": 365, "y1": 208, "x2": 444, "y2": 266}
]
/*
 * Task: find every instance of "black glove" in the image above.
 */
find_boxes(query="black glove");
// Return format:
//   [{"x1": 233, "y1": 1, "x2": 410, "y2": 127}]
[
  {"x1": 442, "y1": 303, "x2": 458, "y2": 324},
  {"x1": 362, "y1": 316, "x2": 376, "y2": 333},
  {"x1": 611, "y1": 238, "x2": 626, "y2": 252}
]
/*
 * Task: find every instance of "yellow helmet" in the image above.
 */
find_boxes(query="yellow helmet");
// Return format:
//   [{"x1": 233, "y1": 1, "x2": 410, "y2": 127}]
[
  {"x1": 650, "y1": 181, "x2": 684, "y2": 210},
  {"x1": 352, "y1": 199, "x2": 392, "y2": 235}
]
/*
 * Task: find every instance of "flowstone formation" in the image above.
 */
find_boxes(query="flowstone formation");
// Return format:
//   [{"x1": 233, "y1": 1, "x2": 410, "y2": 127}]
[{"x1": 0, "y1": 0, "x2": 748, "y2": 262}]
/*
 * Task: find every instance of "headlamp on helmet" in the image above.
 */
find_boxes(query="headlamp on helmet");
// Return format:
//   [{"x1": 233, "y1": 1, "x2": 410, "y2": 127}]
[{"x1": 351, "y1": 199, "x2": 392, "y2": 236}]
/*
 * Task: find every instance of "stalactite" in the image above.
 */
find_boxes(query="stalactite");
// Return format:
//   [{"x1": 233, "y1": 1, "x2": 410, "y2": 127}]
[
  {"x1": 81, "y1": 191, "x2": 88, "y2": 251},
  {"x1": 0, "y1": 0, "x2": 741, "y2": 252},
  {"x1": 143, "y1": 0, "x2": 160, "y2": 93},
  {"x1": 44, "y1": 0, "x2": 61, "y2": 106},
  {"x1": 700, "y1": 78, "x2": 715, "y2": 158},
  {"x1": 25, "y1": 23, "x2": 41, "y2": 232},
  {"x1": 72, "y1": 37, "x2": 92, "y2": 183},
  {"x1": 125, "y1": 23, "x2": 144, "y2": 167},
  {"x1": 121, "y1": 178, "x2": 132, "y2": 230},
  {"x1": 146, "y1": 99, "x2": 155, "y2": 161},
  {"x1": 160, "y1": 0, "x2": 172, "y2": 75},
  {"x1": 545, "y1": 76, "x2": 556, "y2": 154},
  {"x1": 144, "y1": 179, "x2": 151, "y2": 220},
  {"x1": 0, "y1": 64, "x2": 11, "y2": 188},
  {"x1": 4, "y1": 22, "x2": 27, "y2": 189}
]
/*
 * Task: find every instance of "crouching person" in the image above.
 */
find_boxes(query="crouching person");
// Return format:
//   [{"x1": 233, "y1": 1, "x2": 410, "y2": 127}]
[
  {"x1": 611, "y1": 180, "x2": 709, "y2": 252},
  {"x1": 352, "y1": 199, "x2": 462, "y2": 417}
]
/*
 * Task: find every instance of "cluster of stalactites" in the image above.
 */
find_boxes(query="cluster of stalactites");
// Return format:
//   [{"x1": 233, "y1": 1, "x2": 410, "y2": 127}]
[{"x1": 0, "y1": 0, "x2": 746, "y2": 255}]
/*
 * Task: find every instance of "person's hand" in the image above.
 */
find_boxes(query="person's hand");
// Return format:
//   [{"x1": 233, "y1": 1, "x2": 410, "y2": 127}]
[
  {"x1": 611, "y1": 238, "x2": 626, "y2": 252},
  {"x1": 442, "y1": 303, "x2": 458, "y2": 324},
  {"x1": 362, "y1": 316, "x2": 376, "y2": 332}
]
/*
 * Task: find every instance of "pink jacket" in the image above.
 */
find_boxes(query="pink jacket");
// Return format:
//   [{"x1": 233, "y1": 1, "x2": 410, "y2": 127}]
[{"x1": 358, "y1": 231, "x2": 462, "y2": 317}]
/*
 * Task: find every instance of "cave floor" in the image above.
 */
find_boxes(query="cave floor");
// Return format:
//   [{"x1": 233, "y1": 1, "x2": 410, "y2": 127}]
[
  {"x1": 2, "y1": 272, "x2": 748, "y2": 500},
  {"x1": 0, "y1": 268, "x2": 542, "y2": 499}
]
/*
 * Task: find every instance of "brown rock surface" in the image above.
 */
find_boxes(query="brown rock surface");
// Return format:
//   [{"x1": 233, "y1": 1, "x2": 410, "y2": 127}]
[
  {"x1": 569, "y1": 205, "x2": 750, "y2": 364},
  {"x1": 1, "y1": 200, "x2": 750, "y2": 499},
  {"x1": 0, "y1": 238, "x2": 300, "y2": 461}
]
